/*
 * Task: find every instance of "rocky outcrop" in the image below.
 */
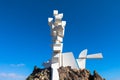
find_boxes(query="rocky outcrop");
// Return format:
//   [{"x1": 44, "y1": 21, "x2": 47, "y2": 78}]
[
  {"x1": 26, "y1": 66, "x2": 51, "y2": 80},
  {"x1": 26, "y1": 66, "x2": 104, "y2": 80},
  {"x1": 58, "y1": 66, "x2": 104, "y2": 80}
]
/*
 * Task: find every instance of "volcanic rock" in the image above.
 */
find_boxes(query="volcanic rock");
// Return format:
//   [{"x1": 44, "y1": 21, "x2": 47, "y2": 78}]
[{"x1": 26, "y1": 66, "x2": 104, "y2": 80}]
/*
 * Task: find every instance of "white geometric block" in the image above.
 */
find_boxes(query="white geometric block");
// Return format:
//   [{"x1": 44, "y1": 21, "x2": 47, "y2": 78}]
[
  {"x1": 53, "y1": 43, "x2": 63, "y2": 52},
  {"x1": 51, "y1": 24, "x2": 55, "y2": 29},
  {"x1": 76, "y1": 59, "x2": 86, "y2": 69},
  {"x1": 59, "y1": 53, "x2": 62, "y2": 67},
  {"x1": 53, "y1": 10, "x2": 58, "y2": 16},
  {"x1": 62, "y1": 29, "x2": 65, "y2": 38},
  {"x1": 76, "y1": 49, "x2": 103, "y2": 69},
  {"x1": 55, "y1": 13, "x2": 63, "y2": 20},
  {"x1": 53, "y1": 36, "x2": 63, "y2": 42},
  {"x1": 48, "y1": 17, "x2": 53, "y2": 23},
  {"x1": 76, "y1": 49, "x2": 88, "y2": 69},
  {"x1": 48, "y1": 10, "x2": 67, "y2": 80},
  {"x1": 79, "y1": 49, "x2": 88, "y2": 58},
  {"x1": 47, "y1": 10, "x2": 103, "y2": 80},
  {"x1": 52, "y1": 57, "x2": 59, "y2": 63},
  {"x1": 59, "y1": 13, "x2": 63, "y2": 19},
  {"x1": 87, "y1": 53, "x2": 103, "y2": 58},
  {"x1": 62, "y1": 21, "x2": 66, "y2": 28},
  {"x1": 62, "y1": 52, "x2": 79, "y2": 69},
  {"x1": 51, "y1": 62, "x2": 59, "y2": 80},
  {"x1": 48, "y1": 18, "x2": 53, "y2": 27},
  {"x1": 58, "y1": 22, "x2": 62, "y2": 26}
]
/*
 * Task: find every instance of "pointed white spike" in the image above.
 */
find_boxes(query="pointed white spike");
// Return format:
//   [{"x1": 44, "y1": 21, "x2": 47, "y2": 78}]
[{"x1": 87, "y1": 53, "x2": 103, "y2": 58}]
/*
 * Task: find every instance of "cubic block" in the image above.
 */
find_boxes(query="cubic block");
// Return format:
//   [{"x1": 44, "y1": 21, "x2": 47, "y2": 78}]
[
  {"x1": 53, "y1": 36, "x2": 63, "y2": 42},
  {"x1": 53, "y1": 10, "x2": 58, "y2": 16},
  {"x1": 55, "y1": 13, "x2": 63, "y2": 20},
  {"x1": 53, "y1": 43, "x2": 63, "y2": 51},
  {"x1": 62, "y1": 21, "x2": 66, "y2": 28},
  {"x1": 87, "y1": 53, "x2": 103, "y2": 58}
]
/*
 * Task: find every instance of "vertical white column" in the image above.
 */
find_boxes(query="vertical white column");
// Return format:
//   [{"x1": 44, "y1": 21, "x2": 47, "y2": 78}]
[{"x1": 48, "y1": 10, "x2": 66, "y2": 80}]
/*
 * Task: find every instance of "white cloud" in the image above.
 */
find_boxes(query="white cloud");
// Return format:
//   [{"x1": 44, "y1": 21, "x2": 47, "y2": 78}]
[
  {"x1": 0, "y1": 73, "x2": 7, "y2": 77},
  {"x1": 0, "y1": 72, "x2": 26, "y2": 79},
  {"x1": 10, "y1": 63, "x2": 25, "y2": 67},
  {"x1": 115, "y1": 78, "x2": 120, "y2": 80},
  {"x1": 0, "y1": 63, "x2": 27, "y2": 80},
  {"x1": 107, "y1": 77, "x2": 120, "y2": 80}
]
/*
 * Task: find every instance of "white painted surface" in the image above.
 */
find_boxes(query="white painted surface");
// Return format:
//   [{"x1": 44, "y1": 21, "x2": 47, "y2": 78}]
[
  {"x1": 51, "y1": 63, "x2": 59, "y2": 80},
  {"x1": 79, "y1": 49, "x2": 87, "y2": 58},
  {"x1": 53, "y1": 10, "x2": 58, "y2": 16},
  {"x1": 77, "y1": 49, "x2": 103, "y2": 69},
  {"x1": 62, "y1": 52, "x2": 78, "y2": 69},
  {"x1": 87, "y1": 53, "x2": 103, "y2": 58},
  {"x1": 53, "y1": 36, "x2": 63, "y2": 42},
  {"x1": 53, "y1": 43, "x2": 63, "y2": 52},
  {"x1": 76, "y1": 59, "x2": 86, "y2": 69},
  {"x1": 77, "y1": 49, "x2": 88, "y2": 69},
  {"x1": 47, "y1": 10, "x2": 103, "y2": 80}
]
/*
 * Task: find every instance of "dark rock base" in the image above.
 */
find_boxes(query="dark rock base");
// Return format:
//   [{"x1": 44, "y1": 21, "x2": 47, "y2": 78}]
[{"x1": 26, "y1": 66, "x2": 105, "y2": 80}]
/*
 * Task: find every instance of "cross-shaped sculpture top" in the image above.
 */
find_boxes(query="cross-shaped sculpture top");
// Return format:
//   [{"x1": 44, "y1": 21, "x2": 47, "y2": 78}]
[{"x1": 48, "y1": 10, "x2": 66, "y2": 43}]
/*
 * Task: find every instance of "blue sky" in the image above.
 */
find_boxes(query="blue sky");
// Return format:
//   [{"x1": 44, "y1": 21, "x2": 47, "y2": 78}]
[{"x1": 0, "y1": 0, "x2": 120, "y2": 80}]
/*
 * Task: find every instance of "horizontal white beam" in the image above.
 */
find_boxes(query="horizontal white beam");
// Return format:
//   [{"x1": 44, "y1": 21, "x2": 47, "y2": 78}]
[{"x1": 87, "y1": 53, "x2": 103, "y2": 58}]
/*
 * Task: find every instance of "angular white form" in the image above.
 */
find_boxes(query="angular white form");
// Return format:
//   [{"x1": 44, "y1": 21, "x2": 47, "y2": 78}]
[
  {"x1": 76, "y1": 59, "x2": 86, "y2": 69},
  {"x1": 43, "y1": 10, "x2": 103, "y2": 80},
  {"x1": 76, "y1": 49, "x2": 87, "y2": 69},
  {"x1": 87, "y1": 53, "x2": 103, "y2": 58},
  {"x1": 48, "y1": 18, "x2": 53, "y2": 27},
  {"x1": 76, "y1": 49, "x2": 103, "y2": 69},
  {"x1": 62, "y1": 52, "x2": 79, "y2": 69},
  {"x1": 53, "y1": 43, "x2": 63, "y2": 51},
  {"x1": 55, "y1": 13, "x2": 63, "y2": 21},
  {"x1": 53, "y1": 10, "x2": 58, "y2": 16},
  {"x1": 51, "y1": 62, "x2": 59, "y2": 80},
  {"x1": 79, "y1": 49, "x2": 88, "y2": 58},
  {"x1": 48, "y1": 10, "x2": 66, "y2": 80},
  {"x1": 53, "y1": 36, "x2": 63, "y2": 42}
]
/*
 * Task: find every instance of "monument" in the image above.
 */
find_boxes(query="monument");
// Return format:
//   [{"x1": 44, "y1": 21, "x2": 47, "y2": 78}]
[{"x1": 42, "y1": 10, "x2": 103, "y2": 80}]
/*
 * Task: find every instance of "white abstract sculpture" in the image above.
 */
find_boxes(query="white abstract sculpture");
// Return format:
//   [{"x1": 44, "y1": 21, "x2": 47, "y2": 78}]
[
  {"x1": 76, "y1": 49, "x2": 103, "y2": 69},
  {"x1": 48, "y1": 10, "x2": 66, "y2": 68},
  {"x1": 42, "y1": 10, "x2": 103, "y2": 80},
  {"x1": 48, "y1": 10, "x2": 66, "y2": 80}
]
